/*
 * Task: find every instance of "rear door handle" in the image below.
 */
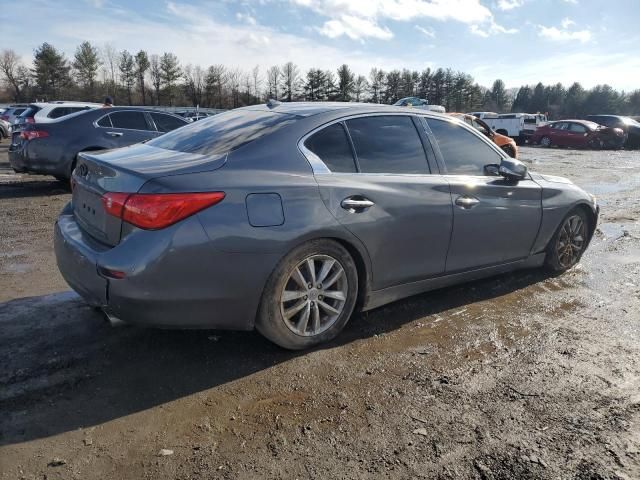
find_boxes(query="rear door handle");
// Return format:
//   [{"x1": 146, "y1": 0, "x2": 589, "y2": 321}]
[
  {"x1": 455, "y1": 196, "x2": 480, "y2": 209},
  {"x1": 106, "y1": 131, "x2": 123, "y2": 137},
  {"x1": 341, "y1": 197, "x2": 375, "y2": 212}
]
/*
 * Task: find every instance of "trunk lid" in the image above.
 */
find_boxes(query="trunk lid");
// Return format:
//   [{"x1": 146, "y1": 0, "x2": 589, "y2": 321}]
[{"x1": 72, "y1": 143, "x2": 225, "y2": 246}]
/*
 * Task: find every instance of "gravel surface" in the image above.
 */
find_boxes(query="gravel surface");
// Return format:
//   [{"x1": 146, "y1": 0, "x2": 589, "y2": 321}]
[{"x1": 1, "y1": 140, "x2": 639, "y2": 479}]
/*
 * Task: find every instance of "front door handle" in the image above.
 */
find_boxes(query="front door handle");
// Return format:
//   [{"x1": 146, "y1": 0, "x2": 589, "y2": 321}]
[
  {"x1": 455, "y1": 196, "x2": 480, "y2": 209},
  {"x1": 106, "y1": 131, "x2": 123, "y2": 137},
  {"x1": 341, "y1": 197, "x2": 374, "y2": 212}
]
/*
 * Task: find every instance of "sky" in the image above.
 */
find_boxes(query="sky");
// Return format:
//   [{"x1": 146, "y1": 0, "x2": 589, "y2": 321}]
[{"x1": 2, "y1": 0, "x2": 639, "y2": 90}]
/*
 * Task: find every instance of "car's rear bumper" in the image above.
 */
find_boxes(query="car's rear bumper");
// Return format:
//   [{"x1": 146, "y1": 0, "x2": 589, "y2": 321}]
[
  {"x1": 8, "y1": 140, "x2": 70, "y2": 176},
  {"x1": 54, "y1": 203, "x2": 278, "y2": 330}
]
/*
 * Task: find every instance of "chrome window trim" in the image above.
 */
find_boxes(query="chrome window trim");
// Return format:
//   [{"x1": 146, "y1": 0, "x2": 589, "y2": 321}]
[
  {"x1": 92, "y1": 111, "x2": 153, "y2": 132},
  {"x1": 298, "y1": 111, "x2": 509, "y2": 176}
]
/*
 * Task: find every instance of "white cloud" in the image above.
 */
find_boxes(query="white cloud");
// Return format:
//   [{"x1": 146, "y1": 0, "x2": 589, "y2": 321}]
[
  {"x1": 290, "y1": 0, "x2": 500, "y2": 39},
  {"x1": 318, "y1": 15, "x2": 393, "y2": 40},
  {"x1": 562, "y1": 0, "x2": 578, "y2": 3},
  {"x1": 414, "y1": 25, "x2": 435, "y2": 38},
  {"x1": 470, "y1": 19, "x2": 518, "y2": 37},
  {"x1": 496, "y1": 0, "x2": 524, "y2": 10},
  {"x1": 537, "y1": 20, "x2": 591, "y2": 43},
  {"x1": 236, "y1": 13, "x2": 257, "y2": 25}
]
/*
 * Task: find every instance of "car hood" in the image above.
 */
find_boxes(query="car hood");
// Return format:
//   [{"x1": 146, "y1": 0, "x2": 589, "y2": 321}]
[{"x1": 530, "y1": 172, "x2": 574, "y2": 185}]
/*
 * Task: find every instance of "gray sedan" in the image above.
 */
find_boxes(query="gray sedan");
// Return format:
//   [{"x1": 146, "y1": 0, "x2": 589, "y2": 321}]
[{"x1": 54, "y1": 102, "x2": 598, "y2": 349}]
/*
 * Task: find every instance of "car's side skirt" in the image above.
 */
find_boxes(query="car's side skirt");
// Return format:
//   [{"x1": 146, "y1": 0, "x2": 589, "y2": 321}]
[{"x1": 362, "y1": 253, "x2": 546, "y2": 311}]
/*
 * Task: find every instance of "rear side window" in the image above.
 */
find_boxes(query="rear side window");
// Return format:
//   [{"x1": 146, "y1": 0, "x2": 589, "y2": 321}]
[
  {"x1": 109, "y1": 111, "x2": 149, "y2": 130},
  {"x1": 304, "y1": 123, "x2": 356, "y2": 173},
  {"x1": 96, "y1": 114, "x2": 112, "y2": 128},
  {"x1": 13, "y1": 108, "x2": 26, "y2": 116},
  {"x1": 427, "y1": 118, "x2": 502, "y2": 175},
  {"x1": 346, "y1": 115, "x2": 428, "y2": 174},
  {"x1": 148, "y1": 109, "x2": 298, "y2": 156},
  {"x1": 48, "y1": 106, "x2": 90, "y2": 119},
  {"x1": 150, "y1": 113, "x2": 186, "y2": 133},
  {"x1": 569, "y1": 123, "x2": 587, "y2": 133}
]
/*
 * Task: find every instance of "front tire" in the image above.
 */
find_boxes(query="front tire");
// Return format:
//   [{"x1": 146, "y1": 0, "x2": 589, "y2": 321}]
[
  {"x1": 545, "y1": 209, "x2": 589, "y2": 272},
  {"x1": 256, "y1": 239, "x2": 358, "y2": 350},
  {"x1": 540, "y1": 136, "x2": 552, "y2": 147}
]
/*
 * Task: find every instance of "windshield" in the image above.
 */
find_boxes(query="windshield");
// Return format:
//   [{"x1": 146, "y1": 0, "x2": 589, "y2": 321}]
[
  {"x1": 147, "y1": 109, "x2": 299, "y2": 156},
  {"x1": 622, "y1": 116, "x2": 640, "y2": 127}
]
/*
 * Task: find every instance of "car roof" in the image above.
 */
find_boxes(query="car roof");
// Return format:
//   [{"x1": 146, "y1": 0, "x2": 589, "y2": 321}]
[
  {"x1": 29, "y1": 101, "x2": 102, "y2": 108},
  {"x1": 236, "y1": 101, "x2": 444, "y2": 118}
]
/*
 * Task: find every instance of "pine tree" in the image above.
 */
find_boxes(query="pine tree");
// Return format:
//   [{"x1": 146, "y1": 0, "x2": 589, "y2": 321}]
[
  {"x1": 134, "y1": 50, "x2": 150, "y2": 105},
  {"x1": 33, "y1": 42, "x2": 71, "y2": 100},
  {"x1": 72, "y1": 41, "x2": 101, "y2": 97},
  {"x1": 159, "y1": 52, "x2": 181, "y2": 106},
  {"x1": 118, "y1": 50, "x2": 135, "y2": 105},
  {"x1": 336, "y1": 64, "x2": 354, "y2": 101}
]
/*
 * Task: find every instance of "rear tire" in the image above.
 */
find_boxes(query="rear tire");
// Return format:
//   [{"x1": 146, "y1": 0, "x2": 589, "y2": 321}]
[
  {"x1": 540, "y1": 136, "x2": 552, "y2": 147},
  {"x1": 256, "y1": 239, "x2": 358, "y2": 350},
  {"x1": 545, "y1": 209, "x2": 589, "y2": 272}
]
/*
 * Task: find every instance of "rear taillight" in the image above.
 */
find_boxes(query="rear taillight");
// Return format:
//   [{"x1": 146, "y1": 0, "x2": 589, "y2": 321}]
[
  {"x1": 101, "y1": 192, "x2": 225, "y2": 230},
  {"x1": 20, "y1": 130, "x2": 49, "y2": 140}
]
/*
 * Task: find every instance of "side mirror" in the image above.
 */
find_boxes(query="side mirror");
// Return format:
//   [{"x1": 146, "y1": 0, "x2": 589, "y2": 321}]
[{"x1": 498, "y1": 157, "x2": 527, "y2": 181}]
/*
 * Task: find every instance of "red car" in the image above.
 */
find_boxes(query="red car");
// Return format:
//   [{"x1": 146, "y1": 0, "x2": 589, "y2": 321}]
[{"x1": 532, "y1": 119, "x2": 625, "y2": 149}]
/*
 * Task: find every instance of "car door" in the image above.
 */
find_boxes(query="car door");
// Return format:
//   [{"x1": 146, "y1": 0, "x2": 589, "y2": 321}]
[
  {"x1": 425, "y1": 117, "x2": 542, "y2": 273},
  {"x1": 306, "y1": 115, "x2": 453, "y2": 291},
  {"x1": 96, "y1": 111, "x2": 155, "y2": 147},
  {"x1": 566, "y1": 122, "x2": 589, "y2": 147}
]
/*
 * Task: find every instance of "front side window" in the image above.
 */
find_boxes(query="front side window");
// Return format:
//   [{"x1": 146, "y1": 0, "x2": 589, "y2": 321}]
[
  {"x1": 346, "y1": 115, "x2": 429, "y2": 174},
  {"x1": 427, "y1": 118, "x2": 502, "y2": 176},
  {"x1": 304, "y1": 123, "x2": 356, "y2": 173},
  {"x1": 151, "y1": 113, "x2": 187, "y2": 133},
  {"x1": 109, "y1": 111, "x2": 149, "y2": 130}
]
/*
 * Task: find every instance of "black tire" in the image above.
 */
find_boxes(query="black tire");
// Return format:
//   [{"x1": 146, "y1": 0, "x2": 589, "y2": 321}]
[
  {"x1": 588, "y1": 137, "x2": 604, "y2": 150},
  {"x1": 545, "y1": 208, "x2": 589, "y2": 272},
  {"x1": 256, "y1": 239, "x2": 358, "y2": 350}
]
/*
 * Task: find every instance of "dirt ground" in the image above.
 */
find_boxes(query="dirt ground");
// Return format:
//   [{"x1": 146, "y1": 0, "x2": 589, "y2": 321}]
[{"x1": 1, "y1": 139, "x2": 639, "y2": 479}]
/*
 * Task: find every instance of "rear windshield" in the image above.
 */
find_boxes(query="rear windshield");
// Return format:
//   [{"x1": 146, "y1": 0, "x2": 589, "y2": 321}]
[{"x1": 147, "y1": 109, "x2": 298, "y2": 156}]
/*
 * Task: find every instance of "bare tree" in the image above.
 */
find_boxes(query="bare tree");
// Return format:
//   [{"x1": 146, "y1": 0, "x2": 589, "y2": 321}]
[
  {"x1": 354, "y1": 75, "x2": 368, "y2": 102},
  {"x1": 227, "y1": 67, "x2": 242, "y2": 108},
  {"x1": 0, "y1": 49, "x2": 25, "y2": 101},
  {"x1": 149, "y1": 54, "x2": 162, "y2": 105},
  {"x1": 183, "y1": 64, "x2": 205, "y2": 107},
  {"x1": 280, "y1": 61, "x2": 300, "y2": 102},
  {"x1": 101, "y1": 43, "x2": 118, "y2": 101},
  {"x1": 251, "y1": 65, "x2": 262, "y2": 101},
  {"x1": 266, "y1": 65, "x2": 280, "y2": 100}
]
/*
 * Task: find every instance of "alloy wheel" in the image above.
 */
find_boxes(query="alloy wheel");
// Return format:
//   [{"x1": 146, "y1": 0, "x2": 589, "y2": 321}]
[
  {"x1": 556, "y1": 215, "x2": 586, "y2": 268},
  {"x1": 280, "y1": 254, "x2": 348, "y2": 337},
  {"x1": 541, "y1": 136, "x2": 551, "y2": 147}
]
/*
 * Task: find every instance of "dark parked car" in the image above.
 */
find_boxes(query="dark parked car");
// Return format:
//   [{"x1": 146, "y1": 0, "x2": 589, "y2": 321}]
[
  {"x1": 55, "y1": 103, "x2": 598, "y2": 350},
  {"x1": 9, "y1": 107, "x2": 188, "y2": 181},
  {"x1": 531, "y1": 120, "x2": 625, "y2": 149},
  {"x1": 586, "y1": 115, "x2": 640, "y2": 148}
]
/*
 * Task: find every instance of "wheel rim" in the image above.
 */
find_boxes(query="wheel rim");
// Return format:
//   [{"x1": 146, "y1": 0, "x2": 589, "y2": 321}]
[
  {"x1": 541, "y1": 137, "x2": 551, "y2": 147},
  {"x1": 280, "y1": 254, "x2": 348, "y2": 337},
  {"x1": 556, "y1": 215, "x2": 586, "y2": 268}
]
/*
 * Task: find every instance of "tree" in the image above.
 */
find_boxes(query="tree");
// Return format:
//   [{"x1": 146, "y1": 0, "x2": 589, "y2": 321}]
[
  {"x1": 32, "y1": 42, "x2": 71, "y2": 99},
  {"x1": 251, "y1": 65, "x2": 262, "y2": 102},
  {"x1": 490, "y1": 79, "x2": 507, "y2": 112},
  {"x1": 336, "y1": 64, "x2": 354, "y2": 101},
  {"x1": 280, "y1": 62, "x2": 299, "y2": 102},
  {"x1": 134, "y1": 50, "x2": 150, "y2": 105},
  {"x1": 0, "y1": 49, "x2": 26, "y2": 101},
  {"x1": 354, "y1": 75, "x2": 368, "y2": 102},
  {"x1": 303, "y1": 68, "x2": 325, "y2": 101},
  {"x1": 160, "y1": 52, "x2": 181, "y2": 106},
  {"x1": 266, "y1": 65, "x2": 280, "y2": 100},
  {"x1": 384, "y1": 70, "x2": 401, "y2": 103},
  {"x1": 562, "y1": 82, "x2": 585, "y2": 117},
  {"x1": 149, "y1": 54, "x2": 162, "y2": 105},
  {"x1": 118, "y1": 50, "x2": 135, "y2": 105},
  {"x1": 102, "y1": 43, "x2": 118, "y2": 101},
  {"x1": 72, "y1": 42, "x2": 101, "y2": 96},
  {"x1": 368, "y1": 68, "x2": 385, "y2": 104},
  {"x1": 205, "y1": 64, "x2": 226, "y2": 108},
  {"x1": 183, "y1": 64, "x2": 205, "y2": 107}
]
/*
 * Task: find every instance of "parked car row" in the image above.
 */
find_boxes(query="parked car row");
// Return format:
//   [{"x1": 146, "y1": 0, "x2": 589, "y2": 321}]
[
  {"x1": 531, "y1": 119, "x2": 627, "y2": 150},
  {"x1": 8, "y1": 106, "x2": 189, "y2": 181}
]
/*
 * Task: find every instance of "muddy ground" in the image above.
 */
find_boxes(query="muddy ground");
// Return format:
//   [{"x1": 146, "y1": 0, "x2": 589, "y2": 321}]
[{"x1": 1, "y1": 139, "x2": 639, "y2": 479}]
